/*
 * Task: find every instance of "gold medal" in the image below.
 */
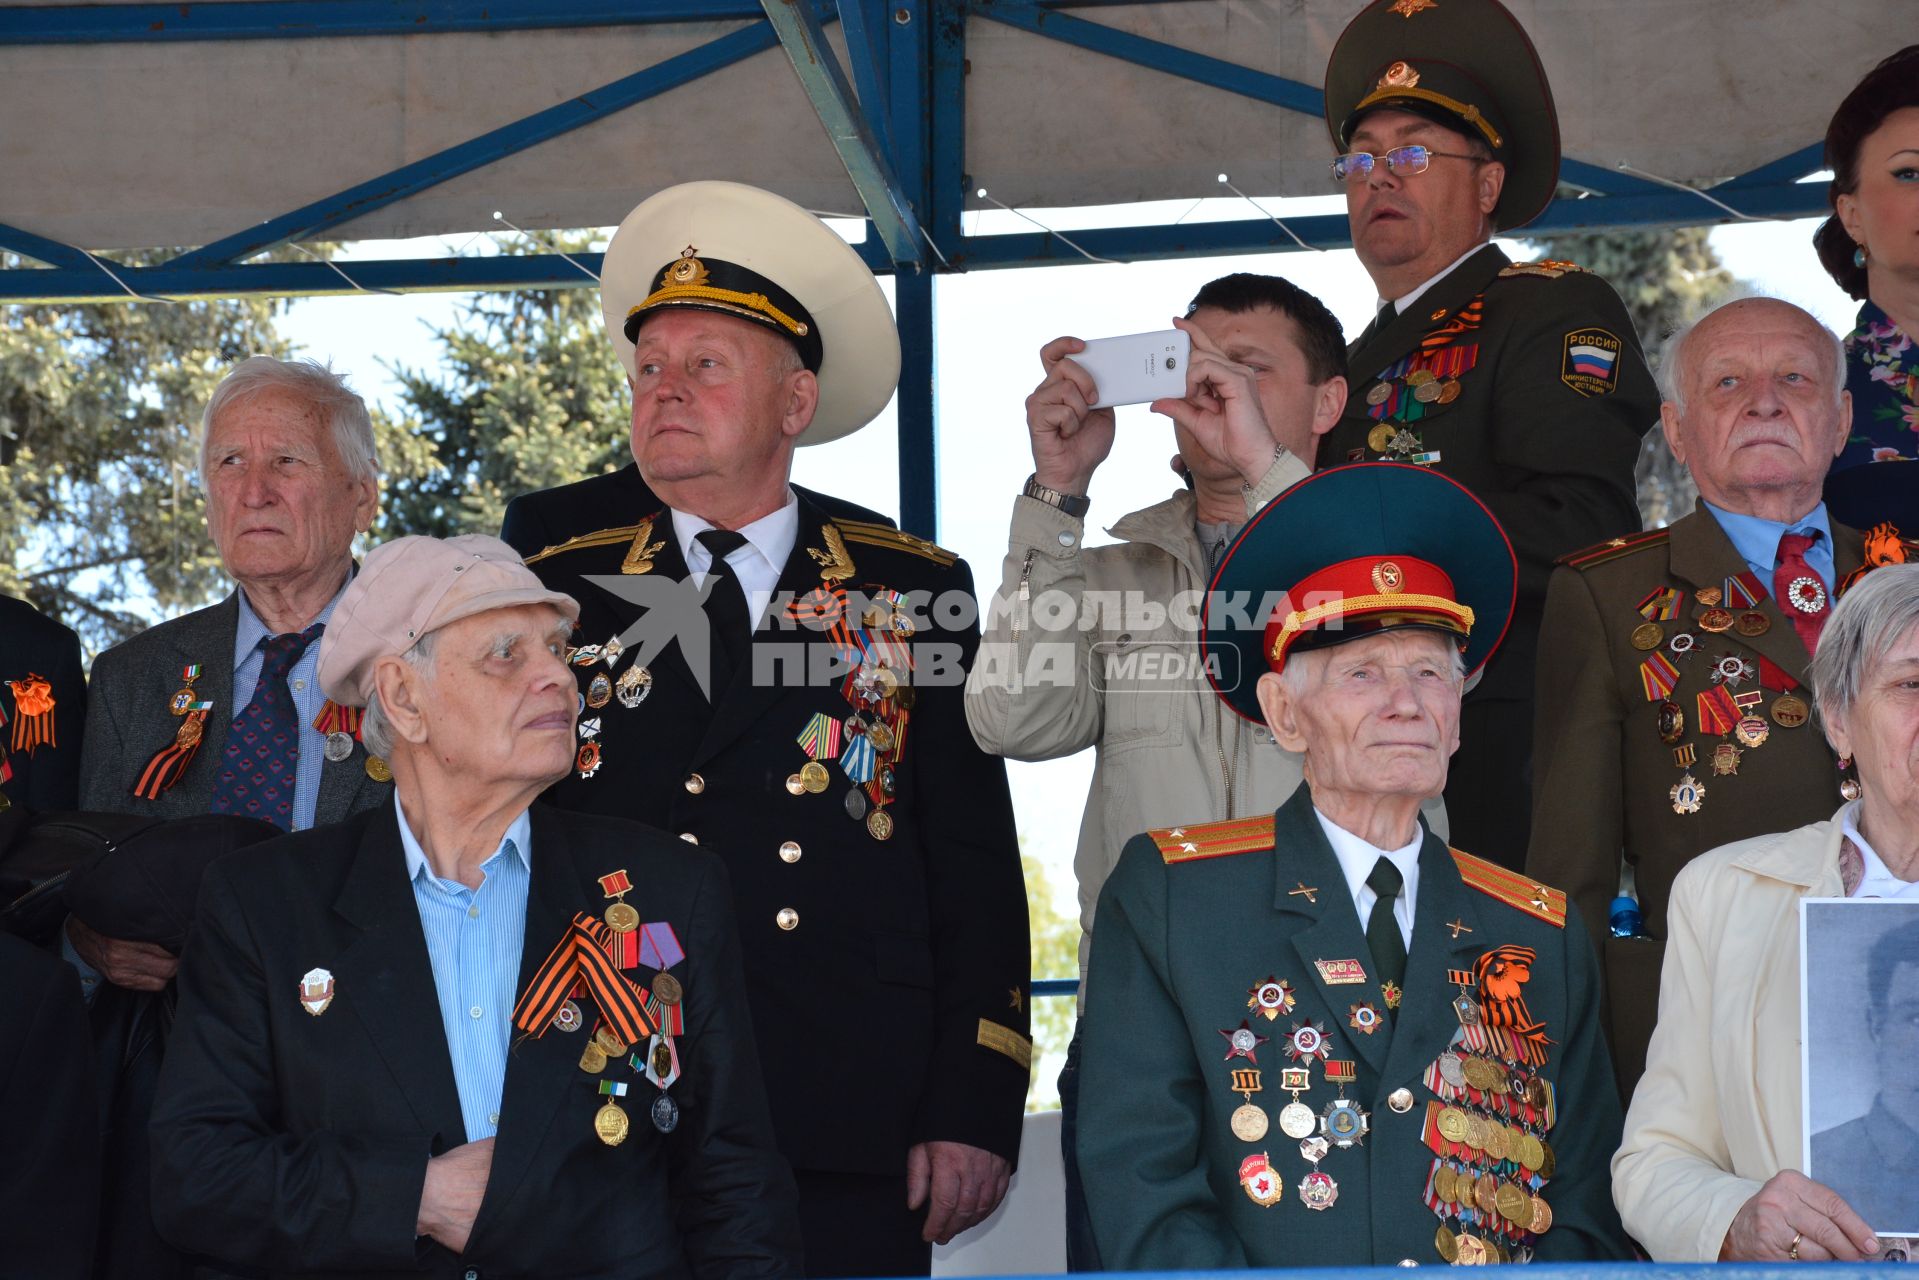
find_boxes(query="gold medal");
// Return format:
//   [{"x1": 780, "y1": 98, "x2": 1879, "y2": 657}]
[
  {"x1": 176, "y1": 713, "x2": 205, "y2": 749},
  {"x1": 1474, "y1": 1172, "x2": 1499, "y2": 1213},
  {"x1": 1438, "y1": 377, "x2": 1462, "y2": 404},
  {"x1": 1537, "y1": 1138, "x2": 1556, "y2": 1179},
  {"x1": 1529, "y1": 1193, "x2": 1554, "y2": 1234},
  {"x1": 651, "y1": 972, "x2": 683, "y2": 1006},
  {"x1": 1230, "y1": 1103, "x2": 1269, "y2": 1141},
  {"x1": 1496, "y1": 1181, "x2": 1530, "y2": 1223},
  {"x1": 1435, "y1": 1225, "x2": 1459, "y2": 1263},
  {"x1": 799, "y1": 761, "x2": 830, "y2": 794},
  {"x1": 594, "y1": 1026, "x2": 627, "y2": 1057},
  {"x1": 1771, "y1": 693, "x2": 1810, "y2": 728},
  {"x1": 1455, "y1": 1233, "x2": 1485, "y2": 1266},
  {"x1": 579, "y1": 1042, "x2": 608, "y2": 1073},
  {"x1": 365, "y1": 755, "x2": 393, "y2": 783},
  {"x1": 1697, "y1": 586, "x2": 1723, "y2": 607},
  {"x1": 1462, "y1": 1055, "x2": 1497, "y2": 1091},
  {"x1": 1434, "y1": 1165, "x2": 1458, "y2": 1205},
  {"x1": 1436, "y1": 1106, "x2": 1469, "y2": 1143},
  {"x1": 605, "y1": 900, "x2": 640, "y2": 933},
  {"x1": 1463, "y1": 1112, "x2": 1491, "y2": 1151},
  {"x1": 1482, "y1": 1119, "x2": 1510, "y2": 1161},
  {"x1": 1710, "y1": 742, "x2": 1742, "y2": 776},
  {"x1": 1735, "y1": 715, "x2": 1770, "y2": 749},
  {"x1": 866, "y1": 808, "x2": 894, "y2": 841},
  {"x1": 1735, "y1": 610, "x2": 1771, "y2": 637},
  {"x1": 1630, "y1": 621, "x2": 1664, "y2": 650},
  {"x1": 1406, "y1": 368, "x2": 1437, "y2": 387},
  {"x1": 1698, "y1": 607, "x2": 1735, "y2": 633},
  {"x1": 1367, "y1": 422, "x2": 1396, "y2": 452},
  {"x1": 869, "y1": 722, "x2": 896, "y2": 753},
  {"x1": 594, "y1": 1099, "x2": 630, "y2": 1146},
  {"x1": 1520, "y1": 1133, "x2": 1545, "y2": 1172}
]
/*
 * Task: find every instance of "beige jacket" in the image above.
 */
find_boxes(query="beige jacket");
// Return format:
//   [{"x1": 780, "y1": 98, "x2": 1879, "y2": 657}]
[
  {"x1": 964, "y1": 456, "x2": 1447, "y2": 989},
  {"x1": 1612, "y1": 809, "x2": 1846, "y2": 1260}
]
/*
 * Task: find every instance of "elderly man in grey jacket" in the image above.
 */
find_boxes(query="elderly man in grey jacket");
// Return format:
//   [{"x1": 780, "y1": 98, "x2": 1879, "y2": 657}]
[{"x1": 965, "y1": 272, "x2": 1447, "y2": 1270}]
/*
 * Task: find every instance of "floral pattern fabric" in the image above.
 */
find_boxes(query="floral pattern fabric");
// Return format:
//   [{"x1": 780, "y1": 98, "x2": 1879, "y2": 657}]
[{"x1": 1840, "y1": 301, "x2": 1919, "y2": 469}]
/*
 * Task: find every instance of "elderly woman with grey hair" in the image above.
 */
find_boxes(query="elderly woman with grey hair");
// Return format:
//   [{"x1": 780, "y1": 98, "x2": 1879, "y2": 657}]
[{"x1": 1613, "y1": 563, "x2": 1919, "y2": 1261}]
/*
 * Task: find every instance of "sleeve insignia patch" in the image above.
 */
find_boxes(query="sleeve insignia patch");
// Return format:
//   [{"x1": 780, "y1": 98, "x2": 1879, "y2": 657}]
[{"x1": 1560, "y1": 328, "x2": 1623, "y2": 398}]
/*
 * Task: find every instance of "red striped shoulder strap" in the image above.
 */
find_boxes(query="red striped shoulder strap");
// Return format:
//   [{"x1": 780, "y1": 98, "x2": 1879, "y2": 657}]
[
  {"x1": 1449, "y1": 848, "x2": 1567, "y2": 928},
  {"x1": 1556, "y1": 527, "x2": 1670, "y2": 571},
  {"x1": 1149, "y1": 815, "x2": 1275, "y2": 865}
]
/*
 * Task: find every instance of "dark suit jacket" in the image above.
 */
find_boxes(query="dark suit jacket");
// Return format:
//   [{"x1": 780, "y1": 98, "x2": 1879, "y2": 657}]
[
  {"x1": 500, "y1": 466, "x2": 895, "y2": 561},
  {"x1": 1079, "y1": 785, "x2": 1627, "y2": 1268},
  {"x1": 150, "y1": 802, "x2": 801, "y2": 1280},
  {"x1": 1811, "y1": 1098, "x2": 1919, "y2": 1235},
  {"x1": 78, "y1": 592, "x2": 388, "y2": 823},
  {"x1": 0, "y1": 931, "x2": 100, "y2": 1280},
  {"x1": 523, "y1": 494, "x2": 1031, "y2": 1178},
  {"x1": 1527, "y1": 507, "x2": 1863, "y2": 1095},
  {"x1": 1328, "y1": 244, "x2": 1660, "y2": 708},
  {"x1": 1, "y1": 593, "x2": 87, "y2": 812}
]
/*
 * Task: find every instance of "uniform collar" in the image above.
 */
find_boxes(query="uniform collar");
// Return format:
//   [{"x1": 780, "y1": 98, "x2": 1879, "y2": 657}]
[
  {"x1": 670, "y1": 489, "x2": 800, "y2": 580},
  {"x1": 1312, "y1": 804, "x2": 1423, "y2": 920},
  {"x1": 1386, "y1": 241, "x2": 1493, "y2": 317},
  {"x1": 1700, "y1": 499, "x2": 1832, "y2": 580}
]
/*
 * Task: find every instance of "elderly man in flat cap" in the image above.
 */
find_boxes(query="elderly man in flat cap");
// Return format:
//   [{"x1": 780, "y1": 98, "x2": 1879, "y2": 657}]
[
  {"x1": 1318, "y1": 0, "x2": 1659, "y2": 871},
  {"x1": 516, "y1": 181, "x2": 1030, "y2": 1277},
  {"x1": 150, "y1": 534, "x2": 800, "y2": 1280},
  {"x1": 1078, "y1": 464, "x2": 1628, "y2": 1268}
]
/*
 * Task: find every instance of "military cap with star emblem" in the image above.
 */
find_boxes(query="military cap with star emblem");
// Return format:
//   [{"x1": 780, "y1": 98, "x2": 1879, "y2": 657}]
[
  {"x1": 1324, "y1": 0, "x2": 1561, "y2": 231},
  {"x1": 598, "y1": 180, "x2": 900, "y2": 444},
  {"x1": 1202, "y1": 462, "x2": 1517, "y2": 723}
]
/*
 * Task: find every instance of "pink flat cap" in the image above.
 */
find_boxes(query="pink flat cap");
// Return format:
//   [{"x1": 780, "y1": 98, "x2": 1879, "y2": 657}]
[{"x1": 318, "y1": 534, "x2": 580, "y2": 707}]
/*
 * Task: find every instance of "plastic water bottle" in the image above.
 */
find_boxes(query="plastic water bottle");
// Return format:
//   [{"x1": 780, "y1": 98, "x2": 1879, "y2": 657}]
[{"x1": 1609, "y1": 892, "x2": 1645, "y2": 938}]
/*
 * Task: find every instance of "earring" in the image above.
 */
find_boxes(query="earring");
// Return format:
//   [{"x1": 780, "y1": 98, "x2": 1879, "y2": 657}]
[
  {"x1": 1854, "y1": 245, "x2": 1868, "y2": 269},
  {"x1": 1839, "y1": 754, "x2": 1851, "y2": 769}
]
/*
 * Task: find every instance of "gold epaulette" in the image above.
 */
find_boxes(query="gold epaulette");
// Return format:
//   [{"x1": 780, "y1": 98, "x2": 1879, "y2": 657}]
[
  {"x1": 1149, "y1": 816, "x2": 1275, "y2": 865},
  {"x1": 1498, "y1": 258, "x2": 1588, "y2": 280},
  {"x1": 1556, "y1": 527, "x2": 1670, "y2": 571},
  {"x1": 1450, "y1": 848, "x2": 1567, "y2": 928},
  {"x1": 831, "y1": 518, "x2": 958, "y2": 567},
  {"x1": 522, "y1": 521, "x2": 652, "y2": 566}
]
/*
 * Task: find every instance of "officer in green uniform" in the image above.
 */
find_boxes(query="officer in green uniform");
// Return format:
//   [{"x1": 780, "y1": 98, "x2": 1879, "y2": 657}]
[
  {"x1": 1527, "y1": 296, "x2": 1919, "y2": 1097},
  {"x1": 1078, "y1": 463, "x2": 1628, "y2": 1267},
  {"x1": 1321, "y1": 0, "x2": 1660, "y2": 871}
]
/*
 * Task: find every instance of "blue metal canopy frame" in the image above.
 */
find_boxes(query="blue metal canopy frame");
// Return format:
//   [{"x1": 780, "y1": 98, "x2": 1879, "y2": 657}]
[{"x1": 0, "y1": 0, "x2": 1833, "y2": 538}]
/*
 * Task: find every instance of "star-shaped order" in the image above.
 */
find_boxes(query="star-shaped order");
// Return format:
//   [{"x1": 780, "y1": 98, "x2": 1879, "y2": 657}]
[{"x1": 1219, "y1": 1019, "x2": 1271, "y2": 1064}]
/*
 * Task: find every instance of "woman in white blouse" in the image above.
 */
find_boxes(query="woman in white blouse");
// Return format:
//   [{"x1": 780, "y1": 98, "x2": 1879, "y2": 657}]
[{"x1": 1613, "y1": 563, "x2": 1919, "y2": 1262}]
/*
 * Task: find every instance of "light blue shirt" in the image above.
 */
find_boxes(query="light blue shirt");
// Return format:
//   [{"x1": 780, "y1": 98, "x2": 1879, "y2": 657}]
[
  {"x1": 1701, "y1": 500, "x2": 1836, "y2": 597},
  {"x1": 396, "y1": 792, "x2": 533, "y2": 1143},
  {"x1": 232, "y1": 582, "x2": 348, "y2": 832}
]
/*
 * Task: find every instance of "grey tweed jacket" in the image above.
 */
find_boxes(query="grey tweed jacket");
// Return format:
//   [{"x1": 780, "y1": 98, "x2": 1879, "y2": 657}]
[{"x1": 78, "y1": 593, "x2": 389, "y2": 824}]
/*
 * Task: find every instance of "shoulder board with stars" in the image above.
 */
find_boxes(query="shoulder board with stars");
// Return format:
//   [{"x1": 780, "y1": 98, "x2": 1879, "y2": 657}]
[
  {"x1": 1556, "y1": 526, "x2": 1671, "y2": 571},
  {"x1": 522, "y1": 516, "x2": 659, "y2": 566},
  {"x1": 1449, "y1": 848, "x2": 1567, "y2": 928},
  {"x1": 1149, "y1": 815, "x2": 1275, "y2": 865},
  {"x1": 1497, "y1": 259, "x2": 1590, "y2": 280},
  {"x1": 830, "y1": 518, "x2": 958, "y2": 567}
]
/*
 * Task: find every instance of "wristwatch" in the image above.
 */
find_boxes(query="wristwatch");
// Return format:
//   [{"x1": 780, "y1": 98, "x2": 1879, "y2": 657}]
[{"x1": 1022, "y1": 473, "x2": 1091, "y2": 518}]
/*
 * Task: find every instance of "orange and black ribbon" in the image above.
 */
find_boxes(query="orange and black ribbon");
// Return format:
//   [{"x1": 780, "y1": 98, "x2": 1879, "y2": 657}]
[
  {"x1": 133, "y1": 665, "x2": 215, "y2": 800},
  {"x1": 6, "y1": 674, "x2": 55, "y2": 755},
  {"x1": 1474, "y1": 945, "x2": 1550, "y2": 1066},
  {"x1": 512, "y1": 912, "x2": 653, "y2": 1045}
]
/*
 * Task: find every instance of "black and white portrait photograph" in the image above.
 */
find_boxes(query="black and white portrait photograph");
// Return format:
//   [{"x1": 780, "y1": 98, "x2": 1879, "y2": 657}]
[{"x1": 1802, "y1": 899, "x2": 1919, "y2": 1239}]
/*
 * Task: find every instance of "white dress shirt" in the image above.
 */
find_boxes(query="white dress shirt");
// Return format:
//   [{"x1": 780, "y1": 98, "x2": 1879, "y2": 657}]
[
  {"x1": 1312, "y1": 806, "x2": 1423, "y2": 949},
  {"x1": 1843, "y1": 802, "x2": 1919, "y2": 900},
  {"x1": 670, "y1": 490, "x2": 800, "y2": 628}
]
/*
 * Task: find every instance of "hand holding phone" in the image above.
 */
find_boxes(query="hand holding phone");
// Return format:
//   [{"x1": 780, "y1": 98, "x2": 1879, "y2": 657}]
[{"x1": 1069, "y1": 329, "x2": 1193, "y2": 409}]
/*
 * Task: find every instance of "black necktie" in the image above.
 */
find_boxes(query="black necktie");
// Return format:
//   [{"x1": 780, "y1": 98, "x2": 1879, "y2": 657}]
[
  {"x1": 1365, "y1": 856, "x2": 1408, "y2": 998},
  {"x1": 1375, "y1": 300, "x2": 1398, "y2": 331},
  {"x1": 696, "y1": 529, "x2": 750, "y2": 695}
]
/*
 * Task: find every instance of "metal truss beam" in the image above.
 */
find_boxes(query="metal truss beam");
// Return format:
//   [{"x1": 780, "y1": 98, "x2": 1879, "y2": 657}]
[
  {"x1": 2, "y1": 174, "x2": 1829, "y2": 304},
  {"x1": 761, "y1": 0, "x2": 923, "y2": 267},
  {"x1": 0, "y1": 222, "x2": 93, "y2": 271},
  {"x1": 165, "y1": 22, "x2": 778, "y2": 270}
]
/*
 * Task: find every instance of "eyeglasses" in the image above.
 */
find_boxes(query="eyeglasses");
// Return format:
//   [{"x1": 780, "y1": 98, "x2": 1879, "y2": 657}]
[{"x1": 1329, "y1": 145, "x2": 1484, "y2": 184}]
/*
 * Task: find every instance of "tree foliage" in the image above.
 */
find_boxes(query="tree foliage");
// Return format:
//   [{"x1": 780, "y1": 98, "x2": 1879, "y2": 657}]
[
  {"x1": 382, "y1": 233, "x2": 629, "y2": 540},
  {"x1": 1524, "y1": 226, "x2": 1742, "y2": 528},
  {"x1": 1023, "y1": 848, "x2": 1081, "y2": 1111},
  {"x1": 0, "y1": 251, "x2": 299, "y2": 649}
]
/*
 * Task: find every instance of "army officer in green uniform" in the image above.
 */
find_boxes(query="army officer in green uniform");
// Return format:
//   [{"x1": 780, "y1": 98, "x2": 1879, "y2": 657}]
[
  {"x1": 1077, "y1": 463, "x2": 1629, "y2": 1267},
  {"x1": 1321, "y1": 0, "x2": 1660, "y2": 871}
]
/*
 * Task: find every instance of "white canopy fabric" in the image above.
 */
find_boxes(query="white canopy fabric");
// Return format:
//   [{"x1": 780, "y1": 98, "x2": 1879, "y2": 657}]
[{"x1": 0, "y1": 1, "x2": 1892, "y2": 253}]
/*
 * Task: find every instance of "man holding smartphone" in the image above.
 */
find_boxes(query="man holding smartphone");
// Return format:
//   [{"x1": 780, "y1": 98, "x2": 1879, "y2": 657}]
[
  {"x1": 966, "y1": 272, "x2": 1446, "y2": 1269},
  {"x1": 1320, "y1": 0, "x2": 1659, "y2": 872}
]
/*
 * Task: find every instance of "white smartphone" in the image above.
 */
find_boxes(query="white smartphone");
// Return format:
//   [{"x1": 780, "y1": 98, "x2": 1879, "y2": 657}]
[{"x1": 1070, "y1": 328, "x2": 1192, "y2": 409}]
